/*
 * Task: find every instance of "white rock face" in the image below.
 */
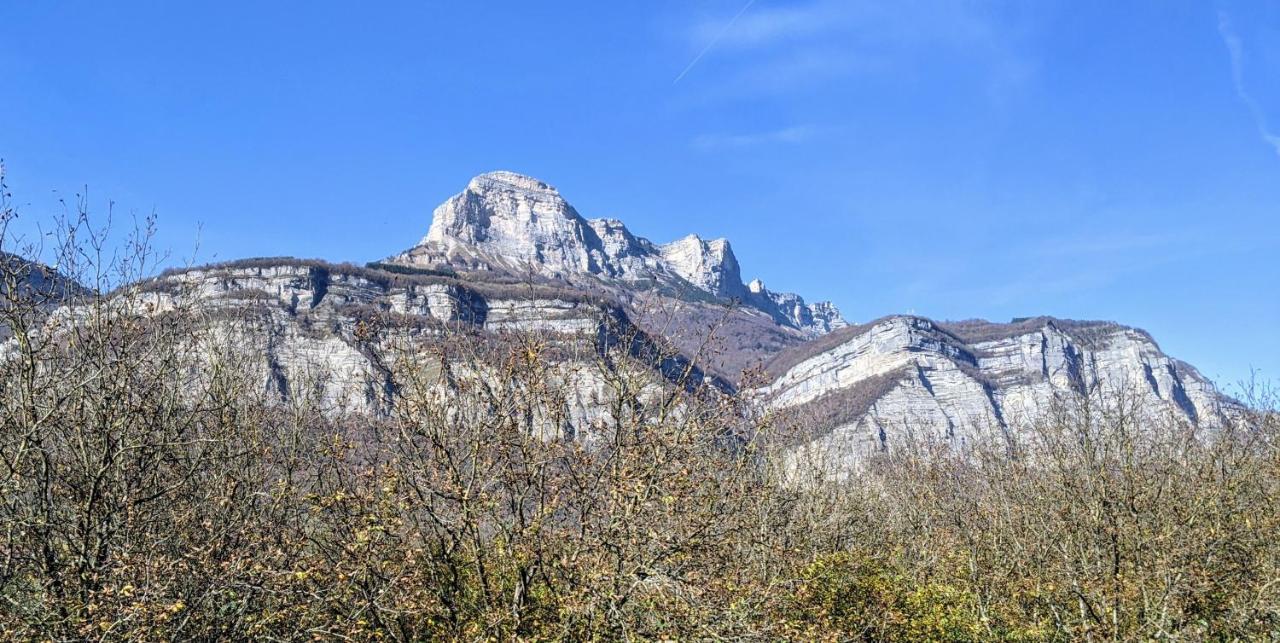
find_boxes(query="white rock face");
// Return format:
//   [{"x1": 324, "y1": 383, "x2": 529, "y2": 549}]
[
  {"x1": 746, "y1": 282, "x2": 847, "y2": 337},
  {"x1": 423, "y1": 172, "x2": 610, "y2": 276},
  {"x1": 764, "y1": 316, "x2": 1231, "y2": 477},
  {"x1": 114, "y1": 261, "x2": 642, "y2": 416},
  {"x1": 394, "y1": 171, "x2": 845, "y2": 336},
  {"x1": 659, "y1": 234, "x2": 743, "y2": 299}
]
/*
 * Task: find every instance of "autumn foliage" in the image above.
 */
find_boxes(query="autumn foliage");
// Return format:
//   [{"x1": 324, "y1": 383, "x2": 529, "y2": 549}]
[{"x1": 1, "y1": 199, "x2": 1278, "y2": 640}]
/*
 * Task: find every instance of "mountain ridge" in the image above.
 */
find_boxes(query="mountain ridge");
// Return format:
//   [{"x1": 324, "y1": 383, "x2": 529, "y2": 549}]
[
  {"x1": 763, "y1": 314, "x2": 1228, "y2": 475},
  {"x1": 391, "y1": 171, "x2": 846, "y2": 337},
  {"x1": 0, "y1": 173, "x2": 1233, "y2": 478}
]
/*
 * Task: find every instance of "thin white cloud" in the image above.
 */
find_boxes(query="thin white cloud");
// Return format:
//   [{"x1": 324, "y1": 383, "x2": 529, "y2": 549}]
[
  {"x1": 673, "y1": 0, "x2": 1037, "y2": 98},
  {"x1": 692, "y1": 125, "x2": 815, "y2": 150},
  {"x1": 689, "y1": 0, "x2": 999, "y2": 51},
  {"x1": 1029, "y1": 230, "x2": 1192, "y2": 258},
  {"x1": 692, "y1": 1, "x2": 843, "y2": 49},
  {"x1": 970, "y1": 270, "x2": 1115, "y2": 307},
  {"x1": 1218, "y1": 11, "x2": 1280, "y2": 158},
  {"x1": 731, "y1": 45, "x2": 885, "y2": 92}
]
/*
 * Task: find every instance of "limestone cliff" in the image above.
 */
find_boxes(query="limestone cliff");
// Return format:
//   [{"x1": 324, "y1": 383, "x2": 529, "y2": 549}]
[
  {"x1": 112, "y1": 259, "x2": 718, "y2": 422},
  {"x1": 392, "y1": 171, "x2": 845, "y2": 337},
  {"x1": 763, "y1": 315, "x2": 1230, "y2": 476}
]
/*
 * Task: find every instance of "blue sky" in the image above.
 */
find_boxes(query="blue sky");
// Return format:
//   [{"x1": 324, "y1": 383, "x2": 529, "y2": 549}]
[{"x1": 1, "y1": 1, "x2": 1277, "y2": 389}]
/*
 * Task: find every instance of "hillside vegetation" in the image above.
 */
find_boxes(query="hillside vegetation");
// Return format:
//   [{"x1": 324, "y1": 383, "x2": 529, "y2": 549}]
[{"x1": 2, "y1": 208, "x2": 1278, "y2": 641}]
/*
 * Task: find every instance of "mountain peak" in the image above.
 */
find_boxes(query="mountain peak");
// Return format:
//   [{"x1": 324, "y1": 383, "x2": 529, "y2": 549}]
[
  {"x1": 467, "y1": 170, "x2": 559, "y2": 195},
  {"x1": 393, "y1": 173, "x2": 845, "y2": 336},
  {"x1": 420, "y1": 169, "x2": 590, "y2": 273},
  {"x1": 659, "y1": 234, "x2": 742, "y2": 299}
]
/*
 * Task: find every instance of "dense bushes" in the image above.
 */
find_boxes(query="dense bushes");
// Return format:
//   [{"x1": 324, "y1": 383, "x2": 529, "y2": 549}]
[
  {"x1": 777, "y1": 552, "x2": 987, "y2": 641},
  {"x1": 1, "y1": 204, "x2": 1278, "y2": 639}
]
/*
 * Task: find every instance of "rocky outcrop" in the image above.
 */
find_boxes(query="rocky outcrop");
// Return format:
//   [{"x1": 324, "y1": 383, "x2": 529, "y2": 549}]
[
  {"x1": 418, "y1": 172, "x2": 616, "y2": 276},
  {"x1": 764, "y1": 315, "x2": 1230, "y2": 476},
  {"x1": 659, "y1": 235, "x2": 743, "y2": 299},
  {"x1": 391, "y1": 171, "x2": 844, "y2": 337},
  {"x1": 746, "y1": 279, "x2": 846, "y2": 337},
  {"x1": 113, "y1": 259, "x2": 713, "y2": 418}
]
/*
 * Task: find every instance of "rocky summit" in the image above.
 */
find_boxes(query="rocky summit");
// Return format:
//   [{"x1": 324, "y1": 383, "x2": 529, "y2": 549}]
[{"x1": 391, "y1": 171, "x2": 846, "y2": 337}]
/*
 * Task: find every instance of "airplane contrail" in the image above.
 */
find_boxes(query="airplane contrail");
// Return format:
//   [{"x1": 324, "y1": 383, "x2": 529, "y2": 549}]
[
  {"x1": 1218, "y1": 11, "x2": 1280, "y2": 158},
  {"x1": 673, "y1": 0, "x2": 758, "y2": 85}
]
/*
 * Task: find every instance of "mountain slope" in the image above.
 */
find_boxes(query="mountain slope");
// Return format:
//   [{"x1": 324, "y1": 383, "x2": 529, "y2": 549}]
[
  {"x1": 0, "y1": 252, "x2": 88, "y2": 340},
  {"x1": 0, "y1": 252, "x2": 86, "y2": 303},
  {"x1": 764, "y1": 315, "x2": 1228, "y2": 474},
  {"x1": 125, "y1": 258, "x2": 722, "y2": 419}
]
